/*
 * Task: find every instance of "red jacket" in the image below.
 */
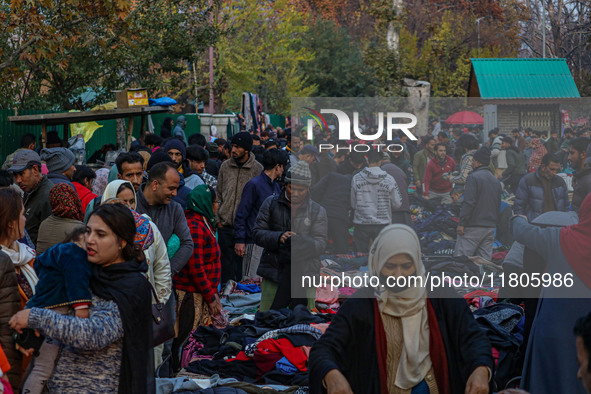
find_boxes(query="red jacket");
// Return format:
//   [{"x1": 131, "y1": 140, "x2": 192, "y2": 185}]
[
  {"x1": 72, "y1": 182, "x2": 97, "y2": 215},
  {"x1": 423, "y1": 156, "x2": 456, "y2": 195}
]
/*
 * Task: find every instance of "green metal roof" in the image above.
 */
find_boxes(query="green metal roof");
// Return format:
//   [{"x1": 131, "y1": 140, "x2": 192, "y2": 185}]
[{"x1": 469, "y1": 58, "x2": 580, "y2": 99}]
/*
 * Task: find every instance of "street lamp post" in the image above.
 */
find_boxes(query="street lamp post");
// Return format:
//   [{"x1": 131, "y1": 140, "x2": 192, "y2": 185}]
[{"x1": 476, "y1": 17, "x2": 486, "y2": 57}]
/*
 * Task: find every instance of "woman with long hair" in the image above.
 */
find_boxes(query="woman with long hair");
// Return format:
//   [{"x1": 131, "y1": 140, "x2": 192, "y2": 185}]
[
  {"x1": 0, "y1": 188, "x2": 29, "y2": 390},
  {"x1": 10, "y1": 204, "x2": 154, "y2": 393},
  {"x1": 0, "y1": 189, "x2": 38, "y2": 307}
]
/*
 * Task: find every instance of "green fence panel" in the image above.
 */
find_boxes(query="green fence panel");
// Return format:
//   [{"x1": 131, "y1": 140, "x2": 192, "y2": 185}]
[
  {"x1": 268, "y1": 114, "x2": 286, "y2": 128},
  {"x1": 1, "y1": 110, "x2": 203, "y2": 163}
]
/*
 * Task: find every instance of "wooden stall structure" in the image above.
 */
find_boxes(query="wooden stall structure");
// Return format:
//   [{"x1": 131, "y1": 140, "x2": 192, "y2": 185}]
[{"x1": 8, "y1": 106, "x2": 172, "y2": 150}]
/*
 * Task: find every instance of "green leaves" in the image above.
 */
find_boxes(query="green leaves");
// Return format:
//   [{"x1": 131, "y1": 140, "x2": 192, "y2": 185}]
[{"x1": 215, "y1": 0, "x2": 314, "y2": 114}]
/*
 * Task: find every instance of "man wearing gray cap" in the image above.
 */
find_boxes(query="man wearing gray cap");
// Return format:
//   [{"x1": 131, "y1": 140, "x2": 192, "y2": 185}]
[
  {"x1": 8, "y1": 150, "x2": 53, "y2": 244},
  {"x1": 40, "y1": 147, "x2": 76, "y2": 187}
]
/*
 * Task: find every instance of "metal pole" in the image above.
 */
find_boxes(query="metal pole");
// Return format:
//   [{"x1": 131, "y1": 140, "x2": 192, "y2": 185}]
[
  {"x1": 476, "y1": 17, "x2": 485, "y2": 57},
  {"x1": 542, "y1": 7, "x2": 546, "y2": 58},
  {"x1": 208, "y1": 0, "x2": 214, "y2": 115},
  {"x1": 478, "y1": 21, "x2": 480, "y2": 56}
]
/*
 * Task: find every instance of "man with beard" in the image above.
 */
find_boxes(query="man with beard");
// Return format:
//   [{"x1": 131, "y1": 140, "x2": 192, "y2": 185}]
[
  {"x1": 500, "y1": 136, "x2": 527, "y2": 193},
  {"x1": 216, "y1": 132, "x2": 263, "y2": 283},
  {"x1": 412, "y1": 136, "x2": 436, "y2": 193},
  {"x1": 253, "y1": 161, "x2": 327, "y2": 310},
  {"x1": 422, "y1": 143, "x2": 455, "y2": 205},
  {"x1": 570, "y1": 138, "x2": 591, "y2": 212}
]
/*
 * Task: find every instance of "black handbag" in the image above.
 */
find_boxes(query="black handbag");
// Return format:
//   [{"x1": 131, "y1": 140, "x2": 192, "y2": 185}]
[{"x1": 149, "y1": 283, "x2": 175, "y2": 347}]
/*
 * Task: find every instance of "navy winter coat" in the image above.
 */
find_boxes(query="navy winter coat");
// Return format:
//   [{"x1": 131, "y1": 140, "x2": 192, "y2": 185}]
[
  {"x1": 513, "y1": 168, "x2": 570, "y2": 222},
  {"x1": 234, "y1": 171, "x2": 281, "y2": 243}
]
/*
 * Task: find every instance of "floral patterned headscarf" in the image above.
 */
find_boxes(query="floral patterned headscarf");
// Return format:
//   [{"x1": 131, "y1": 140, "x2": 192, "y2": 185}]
[
  {"x1": 49, "y1": 183, "x2": 84, "y2": 221},
  {"x1": 102, "y1": 198, "x2": 154, "y2": 250},
  {"x1": 92, "y1": 168, "x2": 110, "y2": 196}
]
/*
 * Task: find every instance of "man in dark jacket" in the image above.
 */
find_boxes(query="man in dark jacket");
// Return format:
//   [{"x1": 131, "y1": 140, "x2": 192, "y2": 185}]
[
  {"x1": 500, "y1": 136, "x2": 526, "y2": 193},
  {"x1": 571, "y1": 138, "x2": 591, "y2": 212},
  {"x1": 454, "y1": 147, "x2": 502, "y2": 261},
  {"x1": 253, "y1": 161, "x2": 327, "y2": 311},
  {"x1": 514, "y1": 153, "x2": 570, "y2": 222},
  {"x1": 336, "y1": 151, "x2": 366, "y2": 175},
  {"x1": 9, "y1": 150, "x2": 53, "y2": 244},
  {"x1": 40, "y1": 147, "x2": 76, "y2": 186},
  {"x1": 412, "y1": 136, "x2": 436, "y2": 192},
  {"x1": 311, "y1": 171, "x2": 354, "y2": 254},
  {"x1": 545, "y1": 130, "x2": 561, "y2": 154},
  {"x1": 234, "y1": 149, "x2": 286, "y2": 278},
  {"x1": 136, "y1": 162, "x2": 192, "y2": 276}
]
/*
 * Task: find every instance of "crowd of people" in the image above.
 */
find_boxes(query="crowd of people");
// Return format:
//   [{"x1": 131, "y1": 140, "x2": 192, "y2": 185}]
[{"x1": 0, "y1": 116, "x2": 589, "y2": 393}]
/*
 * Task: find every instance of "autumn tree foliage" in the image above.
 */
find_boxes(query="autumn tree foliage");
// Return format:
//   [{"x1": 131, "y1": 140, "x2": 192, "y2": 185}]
[{"x1": 0, "y1": 0, "x2": 219, "y2": 109}]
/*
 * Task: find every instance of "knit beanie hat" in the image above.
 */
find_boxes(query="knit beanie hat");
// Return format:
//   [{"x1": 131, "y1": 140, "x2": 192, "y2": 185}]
[
  {"x1": 146, "y1": 150, "x2": 173, "y2": 171},
  {"x1": 164, "y1": 139, "x2": 187, "y2": 160},
  {"x1": 473, "y1": 147, "x2": 491, "y2": 166},
  {"x1": 285, "y1": 161, "x2": 312, "y2": 187},
  {"x1": 231, "y1": 132, "x2": 253, "y2": 152},
  {"x1": 40, "y1": 147, "x2": 75, "y2": 173}
]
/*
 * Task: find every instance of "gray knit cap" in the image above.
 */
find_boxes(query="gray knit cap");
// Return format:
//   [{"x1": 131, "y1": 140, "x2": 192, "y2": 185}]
[
  {"x1": 285, "y1": 161, "x2": 311, "y2": 187},
  {"x1": 40, "y1": 148, "x2": 75, "y2": 174}
]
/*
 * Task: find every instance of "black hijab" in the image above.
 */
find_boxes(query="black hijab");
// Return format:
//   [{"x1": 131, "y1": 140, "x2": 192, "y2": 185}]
[
  {"x1": 91, "y1": 260, "x2": 154, "y2": 394},
  {"x1": 160, "y1": 117, "x2": 173, "y2": 139}
]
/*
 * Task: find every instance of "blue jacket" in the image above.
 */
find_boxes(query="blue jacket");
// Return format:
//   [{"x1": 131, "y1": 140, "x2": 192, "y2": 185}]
[
  {"x1": 234, "y1": 171, "x2": 280, "y2": 243},
  {"x1": 513, "y1": 168, "x2": 570, "y2": 222},
  {"x1": 172, "y1": 172, "x2": 191, "y2": 210},
  {"x1": 27, "y1": 243, "x2": 92, "y2": 309}
]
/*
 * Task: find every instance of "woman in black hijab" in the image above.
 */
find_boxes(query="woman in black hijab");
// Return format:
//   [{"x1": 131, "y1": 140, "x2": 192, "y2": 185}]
[{"x1": 160, "y1": 117, "x2": 174, "y2": 139}]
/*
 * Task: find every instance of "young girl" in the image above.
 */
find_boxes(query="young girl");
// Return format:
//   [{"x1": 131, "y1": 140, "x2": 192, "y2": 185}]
[{"x1": 21, "y1": 226, "x2": 92, "y2": 394}]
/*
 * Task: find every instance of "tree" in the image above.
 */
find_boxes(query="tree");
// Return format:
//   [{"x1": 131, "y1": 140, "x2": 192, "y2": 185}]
[
  {"x1": 520, "y1": 0, "x2": 591, "y2": 92},
  {"x1": 299, "y1": 18, "x2": 377, "y2": 97},
  {"x1": 364, "y1": 0, "x2": 525, "y2": 96},
  {"x1": 0, "y1": 0, "x2": 220, "y2": 109},
  {"x1": 215, "y1": 0, "x2": 316, "y2": 114}
]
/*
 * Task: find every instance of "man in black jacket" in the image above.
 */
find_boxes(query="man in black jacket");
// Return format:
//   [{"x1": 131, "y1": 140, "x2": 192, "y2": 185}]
[
  {"x1": 311, "y1": 171, "x2": 353, "y2": 254},
  {"x1": 8, "y1": 150, "x2": 53, "y2": 245},
  {"x1": 454, "y1": 147, "x2": 502, "y2": 261},
  {"x1": 253, "y1": 161, "x2": 327, "y2": 310},
  {"x1": 500, "y1": 136, "x2": 526, "y2": 193}
]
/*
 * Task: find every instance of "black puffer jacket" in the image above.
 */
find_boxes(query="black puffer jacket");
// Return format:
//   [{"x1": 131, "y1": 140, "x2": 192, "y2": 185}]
[
  {"x1": 253, "y1": 191, "x2": 328, "y2": 282},
  {"x1": 0, "y1": 249, "x2": 22, "y2": 390},
  {"x1": 572, "y1": 166, "x2": 591, "y2": 212}
]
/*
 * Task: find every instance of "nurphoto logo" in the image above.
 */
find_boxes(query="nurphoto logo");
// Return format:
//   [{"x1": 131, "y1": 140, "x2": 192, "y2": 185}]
[{"x1": 303, "y1": 107, "x2": 418, "y2": 153}]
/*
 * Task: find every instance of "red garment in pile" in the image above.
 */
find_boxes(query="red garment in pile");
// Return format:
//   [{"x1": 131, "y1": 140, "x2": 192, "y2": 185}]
[{"x1": 254, "y1": 338, "x2": 308, "y2": 373}]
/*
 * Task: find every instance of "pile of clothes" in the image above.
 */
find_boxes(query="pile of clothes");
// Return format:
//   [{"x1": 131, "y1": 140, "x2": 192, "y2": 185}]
[
  {"x1": 221, "y1": 279, "x2": 262, "y2": 317},
  {"x1": 176, "y1": 306, "x2": 333, "y2": 390}
]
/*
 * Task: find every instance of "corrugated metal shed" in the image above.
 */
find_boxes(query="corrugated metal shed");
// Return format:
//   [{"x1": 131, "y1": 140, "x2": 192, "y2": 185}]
[{"x1": 469, "y1": 58, "x2": 580, "y2": 100}]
